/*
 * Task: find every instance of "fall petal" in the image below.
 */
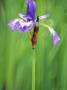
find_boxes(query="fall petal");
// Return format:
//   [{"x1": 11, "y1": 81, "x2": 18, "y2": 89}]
[
  {"x1": 8, "y1": 19, "x2": 19, "y2": 31},
  {"x1": 52, "y1": 30, "x2": 60, "y2": 45},
  {"x1": 8, "y1": 19, "x2": 35, "y2": 32},
  {"x1": 40, "y1": 24, "x2": 60, "y2": 45},
  {"x1": 48, "y1": 27, "x2": 60, "y2": 45}
]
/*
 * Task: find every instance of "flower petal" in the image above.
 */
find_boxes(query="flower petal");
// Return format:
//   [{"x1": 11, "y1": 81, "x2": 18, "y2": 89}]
[
  {"x1": 52, "y1": 30, "x2": 60, "y2": 45},
  {"x1": 26, "y1": 0, "x2": 36, "y2": 20},
  {"x1": 48, "y1": 27, "x2": 60, "y2": 45},
  {"x1": 39, "y1": 13, "x2": 49, "y2": 20},
  {"x1": 18, "y1": 13, "x2": 26, "y2": 20},
  {"x1": 8, "y1": 19, "x2": 19, "y2": 31},
  {"x1": 17, "y1": 20, "x2": 35, "y2": 32},
  {"x1": 18, "y1": 13, "x2": 32, "y2": 21},
  {"x1": 8, "y1": 19, "x2": 35, "y2": 32},
  {"x1": 40, "y1": 24, "x2": 60, "y2": 45}
]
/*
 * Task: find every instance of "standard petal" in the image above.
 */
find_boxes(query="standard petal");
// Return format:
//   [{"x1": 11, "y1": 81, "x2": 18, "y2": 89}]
[
  {"x1": 18, "y1": 13, "x2": 32, "y2": 21},
  {"x1": 18, "y1": 13, "x2": 26, "y2": 20},
  {"x1": 39, "y1": 13, "x2": 49, "y2": 20},
  {"x1": 26, "y1": 0, "x2": 36, "y2": 20}
]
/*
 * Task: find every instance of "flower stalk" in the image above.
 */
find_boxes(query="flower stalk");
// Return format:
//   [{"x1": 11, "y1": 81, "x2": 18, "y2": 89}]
[{"x1": 32, "y1": 50, "x2": 36, "y2": 90}]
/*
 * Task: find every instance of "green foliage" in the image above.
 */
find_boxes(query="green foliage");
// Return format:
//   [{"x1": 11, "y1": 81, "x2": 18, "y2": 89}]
[{"x1": 0, "y1": 0, "x2": 67, "y2": 90}]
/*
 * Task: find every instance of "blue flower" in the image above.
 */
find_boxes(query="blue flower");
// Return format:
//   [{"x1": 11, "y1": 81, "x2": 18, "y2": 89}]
[{"x1": 8, "y1": 0, "x2": 60, "y2": 45}]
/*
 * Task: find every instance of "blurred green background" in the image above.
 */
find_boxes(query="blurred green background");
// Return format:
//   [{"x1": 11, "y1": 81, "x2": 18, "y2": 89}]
[{"x1": 0, "y1": 0, "x2": 67, "y2": 90}]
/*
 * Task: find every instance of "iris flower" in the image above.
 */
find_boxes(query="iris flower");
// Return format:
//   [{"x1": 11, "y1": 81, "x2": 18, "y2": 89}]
[{"x1": 8, "y1": 0, "x2": 60, "y2": 46}]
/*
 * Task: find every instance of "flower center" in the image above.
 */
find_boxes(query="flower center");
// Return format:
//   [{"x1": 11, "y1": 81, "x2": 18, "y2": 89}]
[{"x1": 36, "y1": 16, "x2": 39, "y2": 22}]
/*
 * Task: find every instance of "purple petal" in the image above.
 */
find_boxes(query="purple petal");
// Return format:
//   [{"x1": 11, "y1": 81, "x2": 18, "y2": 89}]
[
  {"x1": 8, "y1": 19, "x2": 35, "y2": 32},
  {"x1": 17, "y1": 20, "x2": 35, "y2": 32},
  {"x1": 26, "y1": 0, "x2": 36, "y2": 20},
  {"x1": 18, "y1": 13, "x2": 32, "y2": 21},
  {"x1": 18, "y1": 13, "x2": 26, "y2": 20},
  {"x1": 39, "y1": 13, "x2": 49, "y2": 20},
  {"x1": 47, "y1": 26, "x2": 60, "y2": 45},
  {"x1": 8, "y1": 19, "x2": 19, "y2": 31},
  {"x1": 52, "y1": 31, "x2": 60, "y2": 45}
]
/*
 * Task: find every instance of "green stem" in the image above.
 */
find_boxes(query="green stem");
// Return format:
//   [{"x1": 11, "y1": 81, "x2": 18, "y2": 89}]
[{"x1": 32, "y1": 50, "x2": 36, "y2": 90}]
